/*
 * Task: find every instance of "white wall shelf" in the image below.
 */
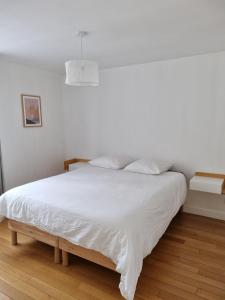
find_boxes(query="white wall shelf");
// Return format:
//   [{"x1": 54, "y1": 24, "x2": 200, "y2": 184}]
[{"x1": 190, "y1": 172, "x2": 225, "y2": 195}]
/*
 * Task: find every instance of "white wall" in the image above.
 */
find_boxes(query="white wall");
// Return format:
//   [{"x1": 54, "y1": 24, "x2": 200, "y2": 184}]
[
  {"x1": 1, "y1": 53, "x2": 224, "y2": 219},
  {"x1": 0, "y1": 60, "x2": 64, "y2": 190},
  {"x1": 63, "y1": 51, "x2": 225, "y2": 219}
]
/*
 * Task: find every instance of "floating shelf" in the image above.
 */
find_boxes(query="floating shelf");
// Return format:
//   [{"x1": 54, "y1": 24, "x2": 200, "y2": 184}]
[{"x1": 190, "y1": 172, "x2": 225, "y2": 195}]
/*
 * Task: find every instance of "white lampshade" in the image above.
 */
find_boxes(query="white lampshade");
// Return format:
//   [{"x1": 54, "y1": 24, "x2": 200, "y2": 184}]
[{"x1": 65, "y1": 60, "x2": 99, "y2": 86}]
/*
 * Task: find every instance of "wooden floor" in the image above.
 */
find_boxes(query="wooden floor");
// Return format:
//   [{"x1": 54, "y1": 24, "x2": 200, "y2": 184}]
[{"x1": 1, "y1": 213, "x2": 225, "y2": 300}]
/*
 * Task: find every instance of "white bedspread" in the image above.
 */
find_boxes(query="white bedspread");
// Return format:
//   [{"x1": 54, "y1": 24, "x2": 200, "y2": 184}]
[{"x1": 0, "y1": 166, "x2": 186, "y2": 300}]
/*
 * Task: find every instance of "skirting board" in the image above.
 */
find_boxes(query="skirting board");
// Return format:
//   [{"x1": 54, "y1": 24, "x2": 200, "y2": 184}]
[{"x1": 183, "y1": 205, "x2": 225, "y2": 221}]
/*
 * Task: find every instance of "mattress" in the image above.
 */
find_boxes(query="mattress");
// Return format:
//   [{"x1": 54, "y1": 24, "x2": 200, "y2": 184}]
[{"x1": 0, "y1": 165, "x2": 187, "y2": 300}]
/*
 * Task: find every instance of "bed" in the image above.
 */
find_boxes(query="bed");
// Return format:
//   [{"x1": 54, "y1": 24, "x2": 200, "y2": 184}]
[{"x1": 0, "y1": 163, "x2": 186, "y2": 300}]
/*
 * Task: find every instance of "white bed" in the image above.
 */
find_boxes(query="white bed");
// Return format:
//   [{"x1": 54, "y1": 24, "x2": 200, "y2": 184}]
[{"x1": 0, "y1": 165, "x2": 186, "y2": 300}]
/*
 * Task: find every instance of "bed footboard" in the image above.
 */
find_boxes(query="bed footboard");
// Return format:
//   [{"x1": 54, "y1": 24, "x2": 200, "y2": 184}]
[
  {"x1": 8, "y1": 220, "x2": 60, "y2": 264},
  {"x1": 59, "y1": 238, "x2": 116, "y2": 271}
]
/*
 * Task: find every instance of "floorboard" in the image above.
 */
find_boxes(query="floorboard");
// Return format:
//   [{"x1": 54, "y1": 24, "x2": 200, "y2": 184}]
[{"x1": 0, "y1": 213, "x2": 225, "y2": 300}]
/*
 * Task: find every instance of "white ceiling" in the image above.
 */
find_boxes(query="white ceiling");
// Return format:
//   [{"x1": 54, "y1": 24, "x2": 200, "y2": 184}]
[{"x1": 1, "y1": 0, "x2": 225, "y2": 73}]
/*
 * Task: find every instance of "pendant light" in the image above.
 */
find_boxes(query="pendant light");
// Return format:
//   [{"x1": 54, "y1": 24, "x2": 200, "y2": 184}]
[{"x1": 65, "y1": 31, "x2": 99, "y2": 86}]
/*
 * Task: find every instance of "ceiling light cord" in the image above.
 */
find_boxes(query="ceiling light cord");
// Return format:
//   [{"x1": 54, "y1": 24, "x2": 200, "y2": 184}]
[
  {"x1": 78, "y1": 31, "x2": 88, "y2": 60},
  {"x1": 80, "y1": 33, "x2": 83, "y2": 59}
]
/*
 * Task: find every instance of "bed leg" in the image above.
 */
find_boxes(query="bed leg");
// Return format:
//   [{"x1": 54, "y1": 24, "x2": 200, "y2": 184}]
[
  {"x1": 11, "y1": 231, "x2": 17, "y2": 246},
  {"x1": 62, "y1": 250, "x2": 69, "y2": 267},
  {"x1": 179, "y1": 205, "x2": 183, "y2": 213},
  {"x1": 54, "y1": 247, "x2": 60, "y2": 264}
]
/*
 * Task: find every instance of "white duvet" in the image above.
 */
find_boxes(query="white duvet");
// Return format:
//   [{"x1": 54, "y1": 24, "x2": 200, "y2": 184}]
[{"x1": 0, "y1": 166, "x2": 186, "y2": 300}]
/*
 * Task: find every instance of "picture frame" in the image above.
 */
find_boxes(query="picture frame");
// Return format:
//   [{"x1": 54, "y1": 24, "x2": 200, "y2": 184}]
[{"x1": 21, "y1": 94, "x2": 42, "y2": 127}]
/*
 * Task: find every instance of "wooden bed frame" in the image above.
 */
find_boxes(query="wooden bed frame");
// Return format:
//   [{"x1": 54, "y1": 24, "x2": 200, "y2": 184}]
[
  {"x1": 59, "y1": 238, "x2": 116, "y2": 270},
  {"x1": 10, "y1": 210, "x2": 188, "y2": 273},
  {"x1": 7, "y1": 157, "x2": 183, "y2": 273},
  {"x1": 8, "y1": 219, "x2": 116, "y2": 270},
  {"x1": 8, "y1": 219, "x2": 61, "y2": 264}
]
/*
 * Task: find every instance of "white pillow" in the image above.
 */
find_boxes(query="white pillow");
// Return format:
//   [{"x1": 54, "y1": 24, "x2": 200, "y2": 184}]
[
  {"x1": 124, "y1": 158, "x2": 172, "y2": 175},
  {"x1": 89, "y1": 155, "x2": 134, "y2": 170}
]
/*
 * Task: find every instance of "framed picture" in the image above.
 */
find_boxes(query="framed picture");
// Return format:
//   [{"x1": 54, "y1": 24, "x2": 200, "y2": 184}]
[{"x1": 21, "y1": 94, "x2": 42, "y2": 127}]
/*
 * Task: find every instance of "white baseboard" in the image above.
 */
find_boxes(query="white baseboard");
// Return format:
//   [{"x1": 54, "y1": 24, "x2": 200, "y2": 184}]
[{"x1": 183, "y1": 205, "x2": 225, "y2": 221}]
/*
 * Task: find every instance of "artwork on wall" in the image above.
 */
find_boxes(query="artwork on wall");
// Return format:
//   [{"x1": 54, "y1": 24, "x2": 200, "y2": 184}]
[{"x1": 21, "y1": 94, "x2": 42, "y2": 127}]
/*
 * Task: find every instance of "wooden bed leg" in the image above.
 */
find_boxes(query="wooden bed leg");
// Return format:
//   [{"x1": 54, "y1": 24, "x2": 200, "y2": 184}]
[
  {"x1": 54, "y1": 247, "x2": 60, "y2": 264},
  {"x1": 62, "y1": 250, "x2": 69, "y2": 267},
  {"x1": 179, "y1": 205, "x2": 183, "y2": 213},
  {"x1": 11, "y1": 231, "x2": 17, "y2": 246}
]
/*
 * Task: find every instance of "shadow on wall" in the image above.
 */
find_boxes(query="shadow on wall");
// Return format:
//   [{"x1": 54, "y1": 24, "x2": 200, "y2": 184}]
[{"x1": 0, "y1": 142, "x2": 4, "y2": 195}]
